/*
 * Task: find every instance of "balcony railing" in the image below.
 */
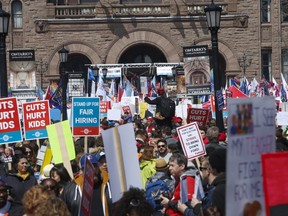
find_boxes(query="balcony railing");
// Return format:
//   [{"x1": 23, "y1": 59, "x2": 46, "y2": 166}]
[
  {"x1": 55, "y1": 5, "x2": 96, "y2": 18},
  {"x1": 187, "y1": 4, "x2": 228, "y2": 15},
  {"x1": 112, "y1": 4, "x2": 170, "y2": 17}
]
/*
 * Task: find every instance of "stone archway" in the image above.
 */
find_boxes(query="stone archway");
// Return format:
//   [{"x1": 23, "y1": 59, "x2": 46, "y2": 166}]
[
  {"x1": 105, "y1": 30, "x2": 180, "y2": 64},
  {"x1": 48, "y1": 42, "x2": 101, "y2": 76}
]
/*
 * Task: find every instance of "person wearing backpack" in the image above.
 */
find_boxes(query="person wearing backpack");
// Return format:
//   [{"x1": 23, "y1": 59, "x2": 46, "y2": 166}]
[
  {"x1": 145, "y1": 158, "x2": 174, "y2": 216},
  {"x1": 144, "y1": 88, "x2": 175, "y2": 130}
]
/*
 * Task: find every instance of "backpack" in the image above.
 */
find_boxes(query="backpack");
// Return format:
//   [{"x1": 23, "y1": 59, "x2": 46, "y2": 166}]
[
  {"x1": 159, "y1": 97, "x2": 175, "y2": 118},
  {"x1": 145, "y1": 179, "x2": 170, "y2": 210}
]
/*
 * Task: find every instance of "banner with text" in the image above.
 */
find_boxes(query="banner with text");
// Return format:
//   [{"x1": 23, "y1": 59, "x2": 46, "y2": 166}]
[
  {"x1": 0, "y1": 97, "x2": 22, "y2": 144},
  {"x1": 72, "y1": 97, "x2": 100, "y2": 136},
  {"x1": 22, "y1": 100, "x2": 50, "y2": 140},
  {"x1": 186, "y1": 108, "x2": 209, "y2": 126},
  {"x1": 226, "y1": 96, "x2": 275, "y2": 216},
  {"x1": 177, "y1": 122, "x2": 206, "y2": 160}
]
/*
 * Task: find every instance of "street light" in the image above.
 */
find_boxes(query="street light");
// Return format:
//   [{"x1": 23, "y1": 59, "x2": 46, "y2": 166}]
[
  {"x1": 172, "y1": 66, "x2": 177, "y2": 81},
  {"x1": 35, "y1": 59, "x2": 48, "y2": 89},
  {"x1": 205, "y1": 0, "x2": 224, "y2": 132},
  {"x1": 58, "y1": 46, "x2": 69, "y2": 121},
  {"x1": 90, "y1": 65, "x2": 99, "y2": 96},
  {"x1": 238, "y1": 53, "x2": 252, "y2": 76},
  {"x1": 0, "y1": 2, "x2": 10, "y2": 97}
]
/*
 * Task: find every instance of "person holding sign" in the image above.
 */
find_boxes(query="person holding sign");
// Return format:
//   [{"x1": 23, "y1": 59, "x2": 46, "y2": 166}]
[{"x1": 160, "y1": 153, "x2": 196, "y2": 216}]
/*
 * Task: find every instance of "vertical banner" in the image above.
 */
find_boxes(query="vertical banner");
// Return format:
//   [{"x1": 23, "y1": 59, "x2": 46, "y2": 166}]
[
  {"x1": 226, "y1": 97, "x2": 275, "y2": 216},
  {"x1": 183, "y1": 45, "x2": 210, "y2": 94},
  {"x1": 0, "y1": 97, "x2": 22, "y2": 144},
  {"x1": 262, "y1": 152, "x2": 288, "y2": 216},
  {"x1": 80, "y1": 158, "x2": 95, "y2": 216},
  {"x1": 22, "y1": 100, "x2": 50, "y2": 140},
  {"x1": 102, "y1": 123, "x2": 142, "y2": 202},
  {"x1": 72, "y1": 97, "x2": 100, "y2": 136}
]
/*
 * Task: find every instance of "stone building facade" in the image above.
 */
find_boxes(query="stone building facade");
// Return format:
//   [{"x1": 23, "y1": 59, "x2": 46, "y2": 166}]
[{"x1": 1, "y1": 0, "x2": 288, "y2": 93}]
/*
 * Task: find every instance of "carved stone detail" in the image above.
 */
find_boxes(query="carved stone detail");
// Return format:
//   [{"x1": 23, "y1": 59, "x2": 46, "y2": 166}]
[
  {"x1": 35, "y1": 20, "x2": 48, "y2": 33},
  {"x1": 234, "y1": 16, "x2": 249, "y2": 28}
]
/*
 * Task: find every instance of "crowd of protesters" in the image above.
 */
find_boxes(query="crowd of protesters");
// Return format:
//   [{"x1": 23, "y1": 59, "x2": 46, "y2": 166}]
[{"x1": 0, "y1": 100, "x2": 287, "y2": 216}]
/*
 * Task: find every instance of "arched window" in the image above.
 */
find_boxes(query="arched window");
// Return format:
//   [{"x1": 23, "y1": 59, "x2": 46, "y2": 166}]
[{"x1": 12, "y1": 0, "x2": 23, "y2": 29}]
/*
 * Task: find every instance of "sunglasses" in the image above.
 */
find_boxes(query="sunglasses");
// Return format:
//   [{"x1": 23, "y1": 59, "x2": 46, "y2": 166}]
[
  {"x1": 157, "y1": 145, "x2": 166, "y2": 148},
  {"x1": 199, "y1": 167, "x2": 209, "y2": 171}
]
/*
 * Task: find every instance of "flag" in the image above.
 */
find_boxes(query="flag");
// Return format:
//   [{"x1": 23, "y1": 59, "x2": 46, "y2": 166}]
[
  {"x1": 248, "y1": 78, "x2": 259, "y2": 96},
  {"x1": 96, "y1": 75, "x2": 107, "y2": 100},
  {"x1": 7, "y1": 82, "x2": 12, "y2": 97},
  {"x1": 281, "y1": 84, "x2": 287, "y2": 102},
  {"x1": 261, "y1": 78, "x2": 270, "y2": 96},
  {"x1": 44, "y1": 85, "x2": 52, "y2": 101},
  {"x1": 272, "y1": 77, "x2": 280, "y2": 97},
  {"x1": 50, "y1": 81, "x2": 58, "y2": 94},
  {"x1": 230, "y1": 78, "x2": 241, "y2": 89},
  {"x1": 151, "y1": 75, "x2": 158, "y2": 97},
  {"x1": 50, "y1": 81, "x2": 63, "y2": 110},
  {"x1": 239, "y1": 76, "x2": 249, "y2": 95},
  {"x1": 88, "y1": 68, "x2": 96, "y2": 81},
  {"x1": 117, "y1": 76, "x2": 123, "y2": 102},
  {"x1": 123, "y1": 75, "x2": 132, "y2": 97},
  {"x1": 91, "y1": 80, "x2": 96, "y2": 97},
  {"x1": 36, "y1": 84, "x2": 45, "y2": 100}
]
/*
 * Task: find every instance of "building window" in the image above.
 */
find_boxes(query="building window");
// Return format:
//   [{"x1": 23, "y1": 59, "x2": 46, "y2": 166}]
[
  {"x1": 281, "y1": 0, "x2": 288, "y2": 22},
  {"x1": 261, "y1": 49, "x2": 272, "y2": 81},
  {"x1": 261, "y1": 0, "x2": 271, "y2": 23},
  {"x1": 282, "y1": 50, "x2": 288, "y2": 81},
  {"x1": 121, "y1": 0, "x2": 161, "y2": 4},
  {"x1": 12, "y1": 0, "x2": 23, "y2": 29}
]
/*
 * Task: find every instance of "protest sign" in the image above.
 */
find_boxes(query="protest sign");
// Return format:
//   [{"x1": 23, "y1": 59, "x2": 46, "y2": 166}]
[
  {"x1": 122, "y1": 105, "x2": 132, "y2": 115},
  {"x1": 226, "y1": 96, "x2": 275, "y2": 216},
  {"x1": 100, "y1": 101, "x2": 110, "y2": 118},
  {"x1": 72, "y1": 97, "x2": 100, "y2": 136},
  {"x1": 177, "y1": 122, "x2": 206, "y2": 160},
  {"x1": 80, "y1": 158, "x2": 95, "y2": 216},
  {"x1": 102, "y1": 123, "x2": 142, "y2": 202},
  {"x1": 46, "y1": 120, "x2": 75, "y2": 178},
  {"x1": 186, "y1": 108, "x2": 209, "y2": 126},
  {"x1": 262, "y1": 152, "x2": 288, "y2": 216},
  {"x1": 139, "y1": 102, "x2": 148, "y2": 119},
  {"x1": 0, "y1": 97, "x2": 22, "y2": 144},
  {"x1": 107, "y1": 109, "x2": 121, "y2": 121},
  {"x1": 22, "y1": 100, "x2": 50, "y2": 140}
]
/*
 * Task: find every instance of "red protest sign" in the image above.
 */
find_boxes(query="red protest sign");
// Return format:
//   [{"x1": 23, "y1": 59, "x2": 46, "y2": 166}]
[
  {"x1": 80, "y1": 158, "x2": 95, "y2": 216},
  {"x1": 186, "y1": 108, "x2": 209, "y2": 126},
  {"x1": 0, "y1": 97, "x2": 21, "y2": 133},
  {"x1": 262, "y1": 152, "x2": 288, "y2": 216},
  {"x1": 122, "y1": 105, "x2": 131, "y2": 115},
  {"x1": 22, "y1": 100, "x2": 50, "y2": 140},
  {"x1": 100, "y1": 101, "x2": 110, "y2": 114}
]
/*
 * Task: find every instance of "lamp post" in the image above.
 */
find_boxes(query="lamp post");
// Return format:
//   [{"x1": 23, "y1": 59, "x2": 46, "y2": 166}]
[
  {"x1": 36, "y1": 59, "x2": 48, "y2": 89},
  {"x1": 172, "y1": 66, "x2": 177, "y2": 81},
  {"x1": 58, "y1": 47, "x2": 69, "y2": 121},
  {"x1": 205, "y1": 1, "x2": 224, "y2": 132},
  {"x1": 0, "y1": 2, "x2": 10, "y2": 97},
  {"x1": 91, "y1": 65, "x2": 99, "y2": 96},
  {"x1": 238, "y1": 53, "x2": 252, "y2": 76}
]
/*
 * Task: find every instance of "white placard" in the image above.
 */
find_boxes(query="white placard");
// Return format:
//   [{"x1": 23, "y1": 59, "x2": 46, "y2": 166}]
[
  {"x1": 107, "y1": 109, "x2": 121, "y2": 121},
  {"x1": 276, "y1": 112, "x2": 288, "y2": 126},
  {"x1": 176, "y1": 104, "x2": 188, "y2": 119},
  {"x1": 176, "y1": 122, "x2": 206, "y2": 160},
  {"x1": 102, "y1": 123, "x2": 142, "y2": 202},
  {"x1": 226, "y1": 96, "x2": 275, "y2": 216}
]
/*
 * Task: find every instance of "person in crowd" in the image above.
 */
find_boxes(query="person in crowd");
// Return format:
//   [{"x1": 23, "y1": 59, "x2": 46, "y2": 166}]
[
  {"x1": 50, "y1": 164, "x2": 72, "y2": 194},
  {"x1": 178, "y1": 148, "x2": 227, "y2": 216},
  {"x1": 23, "y1": 185, "x2": 70, "y2": 216},
  {"x1": 146, "y1": 158, "x2": 174, "y2": 195},
  {"x1": 112, "y1": 187, "x2": 154, "y2": 216},
  {"x1": 162, "y1": 126, "x2": 178, "y2": 147},
  {"x1": 156, "y1": 139, "x2": 172, "y2": 163},
  {"x1": 199, "y1": 126, "x2": 209, "y2": 145},
  {"x1": 167, "y1": 143, "x2": 180, "y2": 154},
  {"x1": 139, "y1": 146, "x2": 156, "y2": 189},
  {"x1": 40, "y1": 178, "x2": 60, "y2": 197},
  {"x1": 160, "y1": 153, "x2": 197, "y2": 216},
  {"x1": 0, "y1": 178, "x2": 23, "y2": 215},
  {"x1": 5, "y1": 155, "x2": 37, "y2": 213},
  {"x1": 123, "y1": 111, "x2": 133, "y2": 123},
  {"x1": 144, "y1": 88, "x2": 174, "y2": 129},
  {"x1": 39, "y1": 164, "x2": 54, "y2": 182},
  {"x1": 95, "y1": 151, "x2": 108, "y2": 173},
  {"x1": 276, "y1": 127, "x2": 288, "y2": 151},
  {"x1": 205, "y1": 126, "x2": 226, "y2": 151},
  {"x1": 145, "y1": 117, "x2": 155, "y2": 134}
]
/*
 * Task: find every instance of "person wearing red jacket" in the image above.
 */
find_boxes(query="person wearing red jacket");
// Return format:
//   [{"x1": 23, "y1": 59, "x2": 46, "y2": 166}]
[{"x1": 160, "y1": 153, "x2": 196, "y2": 216}]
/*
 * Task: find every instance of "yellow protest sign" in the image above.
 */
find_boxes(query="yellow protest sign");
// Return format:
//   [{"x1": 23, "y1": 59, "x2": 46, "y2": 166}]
[
  {"x1": 139, "y1": 102, "x2": 148, "y2": 119},
  {"x1": 46, "y1": 120, "x2": 75, "y2": 178}
]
